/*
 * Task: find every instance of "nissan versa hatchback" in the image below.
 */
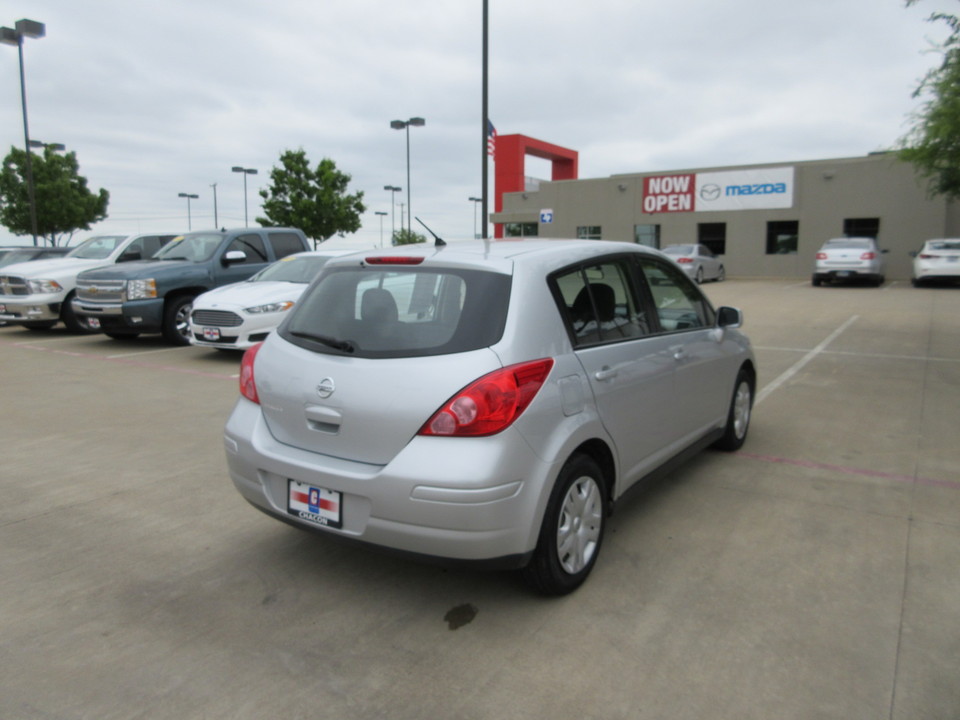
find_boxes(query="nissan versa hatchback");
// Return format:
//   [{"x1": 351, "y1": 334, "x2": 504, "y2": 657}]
[{"x1": 224, "y1": 239, "x2": 756, "y2": 595}]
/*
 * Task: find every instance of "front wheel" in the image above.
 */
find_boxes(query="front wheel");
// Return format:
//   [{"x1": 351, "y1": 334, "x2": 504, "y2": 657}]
[
  {"x1": 162, "y1": 295, "x2": 195, "y2": 346},
  {"x1": 713, "y1": 368, "x2": 753, "y2": 451},
  {"x1": 522, "y1": 455, "x2": 607, "y2": 596}
]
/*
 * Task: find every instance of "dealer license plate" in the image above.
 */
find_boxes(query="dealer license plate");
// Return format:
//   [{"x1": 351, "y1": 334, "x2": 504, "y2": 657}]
[
  {"x1": 0, "y1": 304, "x2": 5, "y2": 313},
  {"x1": 836, "y1": 271, "x2": 852, "y2": 278},
  {"x1": 87, "y1": 317, "x2": 100, "y2": 329},
  {"x1": 202, "y1": 327, "x2": 221, "y2": 341},
  {"x1": 288, "y1": 480, "x2": 342, "y2": 529}
]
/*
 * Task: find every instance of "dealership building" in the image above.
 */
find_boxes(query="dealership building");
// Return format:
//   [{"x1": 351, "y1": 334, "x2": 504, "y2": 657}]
[{"x1": 490, "y1": 134, "x2": 958, "y2": 280}]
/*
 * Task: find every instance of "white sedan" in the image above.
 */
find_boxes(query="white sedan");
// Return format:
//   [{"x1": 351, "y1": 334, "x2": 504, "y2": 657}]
[
  {"x1": 912, "y1": 239, "x2": 960, "y2": 286},
  {"x1": 188, "y1": 249, "x2": 355, "y2": 350},
  {"x1": 661, "y1": 244, "x2": 725, "y2": 283}
]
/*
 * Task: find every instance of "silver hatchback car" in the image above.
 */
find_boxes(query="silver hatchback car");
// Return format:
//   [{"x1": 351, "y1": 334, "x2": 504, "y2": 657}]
[{"x1": 225, "y1": 239, "x2": 756, "y2": 594}]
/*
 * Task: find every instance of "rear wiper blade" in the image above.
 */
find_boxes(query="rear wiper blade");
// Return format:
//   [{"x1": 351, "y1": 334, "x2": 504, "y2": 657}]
[{"x1": 289, "y1": 331, "x2": 355, "y2": 353}]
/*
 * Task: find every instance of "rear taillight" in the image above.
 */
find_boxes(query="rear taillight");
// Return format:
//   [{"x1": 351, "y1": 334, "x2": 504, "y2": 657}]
[
  {"x1": 239, "y1": 342, "x2": 263, "y2": 404},
  {"x1": 816, "y1": 252, "x2": 828, "y2": 260},
  {"x1": 861, "y1": 252, "x2": 877, "y2": 260},
  {"x1": 676, "y1": 257, "x2": 693, "y2": 263},
  {"x1": 419, "y1": 358, "x2": 554, "y2": 437},
  {"x1": 919, "y1": 253, "x2": 935, "y2": 259}
]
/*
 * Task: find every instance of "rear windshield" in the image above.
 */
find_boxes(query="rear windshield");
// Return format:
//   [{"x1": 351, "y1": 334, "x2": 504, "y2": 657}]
[
  {"x1": 279, "y1": 266, "x2": 511, "y2": 358},
  {"x1": 928, "y1": 240, "x2": 960, "y2": 251},
  {"x1": 823, "y1": 239, "x2": 872, "y2": 250},
  {"x1": 662, "y1": 245, "x2": 694, "y2": 255}
]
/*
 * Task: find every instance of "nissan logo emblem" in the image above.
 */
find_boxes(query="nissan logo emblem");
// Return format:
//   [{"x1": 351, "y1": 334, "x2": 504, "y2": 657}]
[{"x1": 316, "y1": 377, "x2": 335, "y2": 398}]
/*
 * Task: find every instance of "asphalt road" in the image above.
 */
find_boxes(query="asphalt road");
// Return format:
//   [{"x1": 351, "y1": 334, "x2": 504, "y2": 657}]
[{"x1": 1, "y1": 279, "x2": 958, "y2": 720}]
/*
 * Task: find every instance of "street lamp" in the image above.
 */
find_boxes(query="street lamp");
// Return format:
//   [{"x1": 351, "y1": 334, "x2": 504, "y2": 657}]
[
  {"x1": 469, "y1": 196, "x2": 482, "y2": 239},
  {"x1": 389, "y1": 117, "x2": 425, "y2": 235},
  {"x1": 383, "y1": 185, "x2": 401, "y2": 241},
  {"x1": 178, "y1": 192, "x2": 199, "y2": 230},
  {"x1": 28, "y1": 140, "x2": 65, "y2": 151},
  {"x1": 375, "y1": 211, "x2": 388, "y2": 247},
  {"x1": 1, "y1": 18, "x2": 47, "y2": 246},
  {"x1": 231, "y1": 166, "x2": 258, "y2": 227}
]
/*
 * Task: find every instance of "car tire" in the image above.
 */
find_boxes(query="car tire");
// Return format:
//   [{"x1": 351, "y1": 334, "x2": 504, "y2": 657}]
[
  {"x1": 162, "y1": 295, "x2": 195, "y2": 346},
  {"x1": 713, "y1": 368, "x2": 753, "y2": 452},
  {"x1": 716, "y1": 266, "x2": 725, "y2": 282},
  {"x1": 522, "y1": 454, "x2": 608, "y2": 596},
  {"x1": 105, "y1": 332, "x2": 141, "y2": 340},
  {"x1": 22, "y1": 321, "x2": 57, "y2": 330},
  {"x1": 812, "y1": 275, "x2": 822, "y2": 287},
  {"x1": 695, "y1": 267, "x2": 704, "y2": 284},
  {"x1": 60, "y1": 293, "x2": 95, "y2": 334}
]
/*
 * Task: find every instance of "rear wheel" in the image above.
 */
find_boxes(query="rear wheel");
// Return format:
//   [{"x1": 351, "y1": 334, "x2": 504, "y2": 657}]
[
  {"x1": 695, "y1": 267, "x2": 704, "y2": 284},
  {"x1": 162, "y1": 295, "x2": 195, "y2": 346},
  {"x1": 811, "y1": 275, "x2": 822, "y2": 287},
  {"x1": 713, "y1": 368, "x2": 753, "y2": 451},
  {"x1": 716, "y1": 265, "x2": 725, "y2": 282},
  {"x1": 522, "y1": 455, "x2": 607, "y2": 596}
]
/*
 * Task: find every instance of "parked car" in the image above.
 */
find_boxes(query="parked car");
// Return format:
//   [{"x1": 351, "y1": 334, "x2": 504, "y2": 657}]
[
  {"x1": 0, "y1": 233, "x2": 179, "y2": 332},
  {"x1": 72, "y1": 227, "x2": 311, "y2": 345},
  {"x1": 661, "y1": 244, "x2": 725, "y2": 283},
  {"x1": 911, "y1": 238, "x2": 960, "y2": 286},
  {"x1": 812, "y1": 237, "x2": 887, "y2": 286},
  {"x1": 224, "y1": 239, "x2": 756, "y2": 595},
  {"x1": 0, "y1": 246, "x2": 70, "y2": 269},
  {"x1": 189, "y1": 249, "x2": 357, "y2": 350}
]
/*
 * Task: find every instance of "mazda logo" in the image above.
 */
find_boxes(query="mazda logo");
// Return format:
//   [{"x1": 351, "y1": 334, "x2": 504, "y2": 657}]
[
  {"x1": 700, "y1": 183, "x2": 721, "y2": 201},
  {"x1": 316, "y1": 377, "x2": 335, "y2": 398}
]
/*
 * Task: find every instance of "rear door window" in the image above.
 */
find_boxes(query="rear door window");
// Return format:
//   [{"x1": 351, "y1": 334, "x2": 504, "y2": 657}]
[
  {"x1": 267, "y1": 232, "x2": 307, "y2": 259},
  {"x1": 552, "y1": 257, "x2": 651, "y2": 347}
]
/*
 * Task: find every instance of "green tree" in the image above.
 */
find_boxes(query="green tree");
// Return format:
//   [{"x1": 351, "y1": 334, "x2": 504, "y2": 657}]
[
  {"x1": 898, "y1": 2, "x2": 960, "y2": 198},
  {"x1": 391, "y1": 227, "x2": 427, "y2": 245},
  {"x1": 0, "y1": 145, "x2": 109, "y2": 246},
  {"x1": 256, "y1": 149, "x2": 366, "y2": 243}
]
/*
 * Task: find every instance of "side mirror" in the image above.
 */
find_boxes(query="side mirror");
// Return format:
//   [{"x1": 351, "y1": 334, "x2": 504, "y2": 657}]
[
  {"x1": 222, "y1": 250, "x2": 247, "y2": 266},
  {"x1": 881, "y1": 249, "x2": 890, "y2": 254},
  {"x1": 717, "y1": 306, "x2": 743, "y2": 329}
]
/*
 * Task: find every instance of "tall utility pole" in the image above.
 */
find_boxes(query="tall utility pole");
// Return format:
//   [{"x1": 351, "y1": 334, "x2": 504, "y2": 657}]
[
  {"x1": 210, "y1": 182, "x2": 218, "y2": 228},
  {"x1": 481, "y1": 0, "x2": 489, "y2": 239}
]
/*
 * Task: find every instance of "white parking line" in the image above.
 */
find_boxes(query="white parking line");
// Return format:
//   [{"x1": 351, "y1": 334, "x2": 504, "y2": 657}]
[
  {"x1": 753, "y1": 346, "x2": 960, "y2": 364},
  {"x1": 755, "y1": 315, "x2": 859, "y2": 406}
]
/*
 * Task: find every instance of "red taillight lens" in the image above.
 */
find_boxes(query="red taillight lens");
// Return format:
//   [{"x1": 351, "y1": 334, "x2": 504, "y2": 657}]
[
  {"x1": 676, "y1": 257, "x2": 693, "y2": 263},
  {"x1": 239, "y1": 342, "x2": 263, "y2": 404},
  {"x1": 816, "y1": 252, "x2": 828, "y2": 260},
  {"x1": 860, "y1": 252, "x2": 876, "y2": 260},
  {"x1": 364, "y1": 256, "x2": 425, "y2": 265},
  {"x1": 419, "y1": 359, "x2": 555, "y2": 437},
  {"x1": 919, "y1": 253, "x2": 935, "y2": 259}
]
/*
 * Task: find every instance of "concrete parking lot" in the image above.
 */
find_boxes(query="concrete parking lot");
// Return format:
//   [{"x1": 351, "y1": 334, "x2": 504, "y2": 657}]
[{"x1": 1, "y1": 279, "x2": 958, "y2": 720}]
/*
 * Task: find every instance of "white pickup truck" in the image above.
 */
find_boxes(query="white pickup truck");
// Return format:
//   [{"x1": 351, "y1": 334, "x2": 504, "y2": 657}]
[{"x1": 0, "y1": 233, "x2": 179, "y2": 332}]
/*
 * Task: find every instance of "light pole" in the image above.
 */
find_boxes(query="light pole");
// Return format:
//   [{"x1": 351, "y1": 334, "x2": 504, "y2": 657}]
[
  {"x1": 389, "y1": 117, "x2": 425, "y2": 235},
  {"x1": 29, "y1": 140, "x2": 64, "y2": 151},
  {"x1": 375, "y1": 211, "x2": 387, "y2": 247},
  {"x1": 178, "y1": 192, "x2": 199, "y2": 230},
  {"x1": 1, "y1": 18, "x2": 47, "y2": 246},
  {"x1": 231, "y1": 166, "x2": 258, "y2": 227},
  {"x1": 469, "y1": 196, "x2": 482, "y2": 239},
  {"x1": 210, "y1": 182, "x2": 218, "y2": 227},
  {"x1": 383, "y1": 185, "x2": 401, "y2": 241}
]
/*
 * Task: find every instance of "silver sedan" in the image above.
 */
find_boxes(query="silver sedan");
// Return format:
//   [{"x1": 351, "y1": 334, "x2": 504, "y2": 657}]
[
  {"x1": 224, "y1": 239, "x2": 755, "y2": 595},
  {"x1": 661, "y1": 244, "x2": 725, "y2": 283}
]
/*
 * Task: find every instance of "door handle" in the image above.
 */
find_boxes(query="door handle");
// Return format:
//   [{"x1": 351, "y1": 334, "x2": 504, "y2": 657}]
[
  {"x1": 594, "y1": 366, "x2": 618, "y2": 381},
  {"x1": 671, "y1": 346, "x2": 686, "y2": 361}
]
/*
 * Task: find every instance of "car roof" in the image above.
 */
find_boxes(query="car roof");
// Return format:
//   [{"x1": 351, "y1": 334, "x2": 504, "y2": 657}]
[{"x1": 327, "y1": 238, "x2": 662, "y2": 271}]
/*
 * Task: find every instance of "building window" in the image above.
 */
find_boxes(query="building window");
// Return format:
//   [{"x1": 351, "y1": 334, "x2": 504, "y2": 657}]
[
  {"x1": 766, "y1": 221, "x2": 799, "y2": 254},
  {"x1": 634, "y1": 224, "x2": 661, "y2": 249},
  {"x1": 577, "y1": 226, "x2": 602, "y2": 240},
  {"x1": 697, "y1": 223, "x2": 726, "y2": 255},
  {"x1": 504, "y1": 222, "x2": 538, "y2": 237},
  {"x1": 844, "y1": 218, "x2": 880, "y2": 238}
]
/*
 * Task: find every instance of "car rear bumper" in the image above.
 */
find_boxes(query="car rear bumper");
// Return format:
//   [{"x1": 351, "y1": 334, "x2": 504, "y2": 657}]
[{"x1": 223, "y1": 397, "x2": 556, "y2": 565}]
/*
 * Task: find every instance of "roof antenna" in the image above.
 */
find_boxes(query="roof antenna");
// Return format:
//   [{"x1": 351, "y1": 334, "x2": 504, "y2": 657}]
[{"x1": 416, "y1": 217, "x2": 446, "y2": 247}]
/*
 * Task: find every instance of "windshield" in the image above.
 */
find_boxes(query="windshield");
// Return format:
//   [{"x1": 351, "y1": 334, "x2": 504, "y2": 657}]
[
  {"x1": 155, "y1": 233, "x2": 221, "y2": 262},
  {"x1": 928, "y1": 240, "x2": 960, "y2": 251},
  {"x1": 663, "y1": 245, "x2": 694, "y2": 255},
  {"x1": 281, "y1": 266, "x2": 511, "y2": 358},
  {"x1": 66, "y1": 235, "x2": 128, "y2": 260},
  {"x1": 251, "y1": 255, "x2": 333, "y2": 284}
]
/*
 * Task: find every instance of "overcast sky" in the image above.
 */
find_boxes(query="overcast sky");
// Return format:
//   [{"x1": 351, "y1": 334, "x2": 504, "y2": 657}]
[{"x1": 0, "y1": 0, "x2": 950, "y2": 248}]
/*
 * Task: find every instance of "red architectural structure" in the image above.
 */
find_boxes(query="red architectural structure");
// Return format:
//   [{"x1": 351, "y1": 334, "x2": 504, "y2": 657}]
[{"x1": 493, "y1": 134, "x2": 579, "y2": 238}]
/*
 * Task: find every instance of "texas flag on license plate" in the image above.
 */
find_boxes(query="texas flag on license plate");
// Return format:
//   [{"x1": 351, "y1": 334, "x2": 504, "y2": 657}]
[{"x1": 288, "y1": 481, "x2": 341, "y2": 528}]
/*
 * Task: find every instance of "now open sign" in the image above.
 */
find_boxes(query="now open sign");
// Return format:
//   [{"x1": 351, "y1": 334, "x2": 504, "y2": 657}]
[{"x1": 642, "y1": 174, "x2": 695, "y2": 214}]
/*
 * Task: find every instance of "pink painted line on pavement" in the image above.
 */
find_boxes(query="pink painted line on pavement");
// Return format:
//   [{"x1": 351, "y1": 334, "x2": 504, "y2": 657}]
[{"x1": 737, "y1": 451, "x2": 960, "y2": 491}]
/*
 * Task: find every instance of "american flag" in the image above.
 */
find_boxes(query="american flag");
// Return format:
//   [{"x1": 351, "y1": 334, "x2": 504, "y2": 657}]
[{"x1": 487, "y1": 120, "x2": 497, "y2": 159}]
